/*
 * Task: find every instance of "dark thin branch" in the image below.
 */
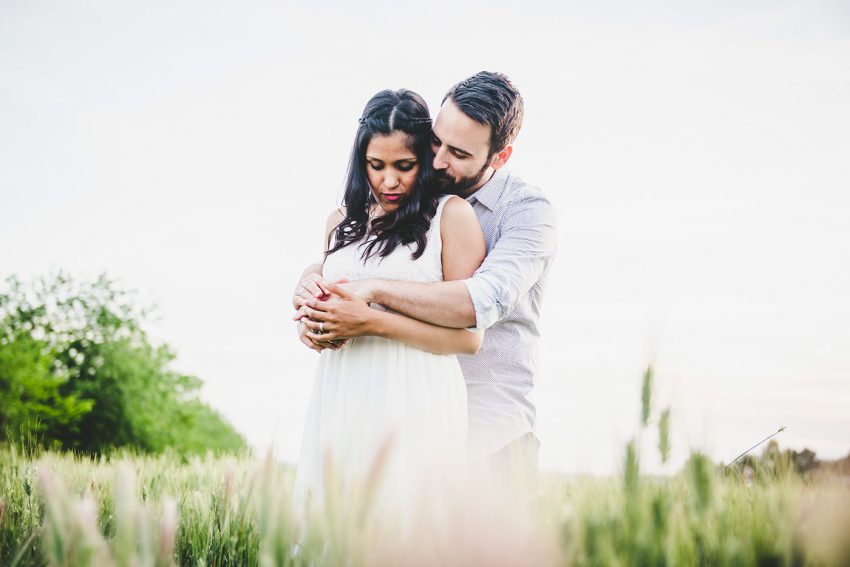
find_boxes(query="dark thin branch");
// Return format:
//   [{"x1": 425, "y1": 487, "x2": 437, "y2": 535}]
[{"x1": 725, "y1": 426, "x2": 786, "y2": 469}]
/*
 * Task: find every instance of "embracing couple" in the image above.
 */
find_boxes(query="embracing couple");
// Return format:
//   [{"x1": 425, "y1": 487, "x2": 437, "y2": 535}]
[{"x1": 291, "y1": 72, "x2": 557, "y2": 524}]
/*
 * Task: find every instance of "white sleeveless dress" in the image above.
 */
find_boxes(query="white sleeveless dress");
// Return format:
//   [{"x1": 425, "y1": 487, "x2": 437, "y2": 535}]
[{"x1": 294, "y1": 195, "x2": 468, "y2": 531}]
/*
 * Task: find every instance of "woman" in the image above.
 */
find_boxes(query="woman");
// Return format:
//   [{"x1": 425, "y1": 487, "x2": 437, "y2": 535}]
[{"x1": 293, "y1": 89, "x2": 486, "y2": 536}]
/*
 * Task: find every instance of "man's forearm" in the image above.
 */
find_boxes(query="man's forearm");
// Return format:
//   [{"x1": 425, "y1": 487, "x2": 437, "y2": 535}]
[{"x1": 370, "y1": 279, "x2": 476, "y2": 328}]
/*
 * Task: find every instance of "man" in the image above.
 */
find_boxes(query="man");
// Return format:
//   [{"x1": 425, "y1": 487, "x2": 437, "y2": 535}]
[{"x1": 293, "y1": 71, "x2": 557, "y2": 474}]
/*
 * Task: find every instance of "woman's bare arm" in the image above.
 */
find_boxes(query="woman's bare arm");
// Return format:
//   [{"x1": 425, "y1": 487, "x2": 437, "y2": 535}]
[
  {"x1": 291, "y1": 208, "x2": 344, "y2": 310},
  {"x1": 295, "y1": 208, "x2": 346, "y2": 351}
]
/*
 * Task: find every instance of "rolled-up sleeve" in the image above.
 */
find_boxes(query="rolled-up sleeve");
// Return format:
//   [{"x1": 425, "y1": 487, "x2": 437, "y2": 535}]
[{"x1": 462, "y1": 194, "x2": 558, "y2": 330}]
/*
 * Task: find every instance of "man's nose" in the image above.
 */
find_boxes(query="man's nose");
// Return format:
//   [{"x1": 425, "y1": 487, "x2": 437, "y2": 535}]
[{"x1": 433, "y1": 146, "x2": 449, "y2": 170}]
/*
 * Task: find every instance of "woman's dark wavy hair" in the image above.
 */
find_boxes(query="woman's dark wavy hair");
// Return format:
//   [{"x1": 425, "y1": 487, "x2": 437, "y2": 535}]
[{"x1": 326, "y1": 89, "x2": 438, "y2": 262}]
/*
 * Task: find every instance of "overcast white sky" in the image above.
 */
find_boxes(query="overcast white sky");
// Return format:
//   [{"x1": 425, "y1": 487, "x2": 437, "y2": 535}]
[{"x1": 2, "y1": 0, "x2": 849, "y2": 474}]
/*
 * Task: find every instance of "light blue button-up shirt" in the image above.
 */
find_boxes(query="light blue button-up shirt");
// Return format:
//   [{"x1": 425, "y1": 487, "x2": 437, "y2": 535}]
[{"x1": 459, "y1": 167, "x2": 558, "y2": 458}]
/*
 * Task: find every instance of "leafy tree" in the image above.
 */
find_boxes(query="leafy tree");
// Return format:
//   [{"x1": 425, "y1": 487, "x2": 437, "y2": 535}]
[
  {"x1": 0, "y1": 328, "x2": 92, "y2": 445},
  {"x1": 0, "y1": 273, "x2": 245, "y2": 455}
]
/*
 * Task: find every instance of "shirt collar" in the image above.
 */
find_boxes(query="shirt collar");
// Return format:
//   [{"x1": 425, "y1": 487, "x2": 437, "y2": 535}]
[{"x1": 465, "y1": 168, "x2": 510, "y2": 211}]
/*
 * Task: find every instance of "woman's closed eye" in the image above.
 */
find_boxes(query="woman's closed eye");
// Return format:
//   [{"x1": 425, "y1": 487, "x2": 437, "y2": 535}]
[{"x1": 395, "y1": 161, "x2": 417, "y2": 172}]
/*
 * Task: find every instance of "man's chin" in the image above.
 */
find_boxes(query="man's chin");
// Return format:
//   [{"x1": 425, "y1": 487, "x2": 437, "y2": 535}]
[
  {"x1": 435, "y1": 177, "x2": 463, "y2": 195},
  {"x1": 436, "y1": 165, "x2": 490, "y2": 197}
]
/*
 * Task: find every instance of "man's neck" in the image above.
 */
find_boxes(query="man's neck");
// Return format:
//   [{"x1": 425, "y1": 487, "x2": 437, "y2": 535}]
[{"x1": 460, "y1": 168, "x2": 497, "y2": 199}]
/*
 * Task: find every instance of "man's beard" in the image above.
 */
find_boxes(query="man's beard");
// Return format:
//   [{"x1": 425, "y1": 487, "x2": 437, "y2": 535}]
[{"x1": 435, "y1": 161, "x2": 491, "y2": 197}]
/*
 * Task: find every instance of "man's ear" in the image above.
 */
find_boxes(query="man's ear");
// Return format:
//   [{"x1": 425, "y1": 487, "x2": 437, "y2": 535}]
[{"x1": 489, "y1": 145, "x2": 513, "y2": 170}]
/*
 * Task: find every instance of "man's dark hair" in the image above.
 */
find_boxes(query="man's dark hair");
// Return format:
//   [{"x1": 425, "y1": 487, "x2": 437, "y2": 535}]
[{"x1": 442, "y1": 71, "x2": 524, "y2": 155}]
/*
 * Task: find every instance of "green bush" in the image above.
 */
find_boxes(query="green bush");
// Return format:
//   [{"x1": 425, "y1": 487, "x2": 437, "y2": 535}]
[{"x1": 0, "y1": 273, "x2": 244, "y2": 456}]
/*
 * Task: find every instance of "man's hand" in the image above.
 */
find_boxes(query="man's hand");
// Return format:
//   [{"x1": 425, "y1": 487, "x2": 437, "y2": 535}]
[
  {"x1": 293, "y1": 282, "x2": 379, "y2": 341},
  {"x1": 332, "y1": 279, "x2": 377, "y2": 304}
]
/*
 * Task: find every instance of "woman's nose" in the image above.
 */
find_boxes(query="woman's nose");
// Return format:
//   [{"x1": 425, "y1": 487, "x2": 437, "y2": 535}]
[{"x1": 384, "y1": 173, "x2": 400, "y2": 188}]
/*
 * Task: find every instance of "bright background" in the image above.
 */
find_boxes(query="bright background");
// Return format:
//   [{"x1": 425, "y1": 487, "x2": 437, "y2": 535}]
[{"x1": 2, "y1": 0, "x2": 849, "y2": 474}]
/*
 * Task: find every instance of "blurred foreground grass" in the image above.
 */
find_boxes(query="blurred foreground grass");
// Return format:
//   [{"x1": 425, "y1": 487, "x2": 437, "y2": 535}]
[{"x1": 1, "y1": 441, "x2": 849, "y2": 566}]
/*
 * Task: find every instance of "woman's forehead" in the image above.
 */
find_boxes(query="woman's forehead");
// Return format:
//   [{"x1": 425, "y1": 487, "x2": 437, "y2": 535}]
[{"x1": 366, "y1": 131, "x2": 417, "y2": 159}]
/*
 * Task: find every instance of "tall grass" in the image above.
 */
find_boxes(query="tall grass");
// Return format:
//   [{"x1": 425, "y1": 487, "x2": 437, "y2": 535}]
[{"x1": 1, "y1": 368, "x2": 849, "y2": 566}]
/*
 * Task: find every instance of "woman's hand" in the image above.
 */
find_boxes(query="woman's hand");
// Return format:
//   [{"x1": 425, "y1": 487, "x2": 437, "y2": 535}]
[
  {"x1": 295, "y1": 319, "x2": 348, "y2": 352},
  {"x1": 294, "y1": 282, "x2": 378, "y2": 342},
  {"x1": 296, "y1": 320, "x2": 325, "y2": 352},
  {"x1": 292, "y1": 269, "x2": 331, "y2": 310}
]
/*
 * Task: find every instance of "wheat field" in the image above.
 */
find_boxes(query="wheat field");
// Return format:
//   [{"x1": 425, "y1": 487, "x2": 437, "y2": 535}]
[{"x1": 1, "y1": 438, "x2": 849, "y2": 566}]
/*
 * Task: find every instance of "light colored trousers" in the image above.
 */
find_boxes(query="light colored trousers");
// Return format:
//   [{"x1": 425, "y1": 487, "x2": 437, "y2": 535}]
[{"x1": 483, "y1": 432, "x2": 540, "y2": 491}]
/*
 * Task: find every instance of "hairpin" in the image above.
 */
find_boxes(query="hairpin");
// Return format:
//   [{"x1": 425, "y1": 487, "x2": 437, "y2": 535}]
[{"x1": 358, "y1": 116, "x2": 432, "y2": 125}]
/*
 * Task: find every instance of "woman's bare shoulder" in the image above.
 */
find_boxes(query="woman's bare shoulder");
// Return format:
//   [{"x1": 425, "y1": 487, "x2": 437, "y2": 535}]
[
  {"x1": 441, "y1": 195, "x2": 470, "y2": 211},
  {"x1": 440, "y1": 196, "x2": 477, "y2": 228},
  {"x1": 325, "y1": 207, "x2": 346, "y2": 230},
  {"x1": 327, "y1": 206, "x2": 345, "y2": 223}
]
